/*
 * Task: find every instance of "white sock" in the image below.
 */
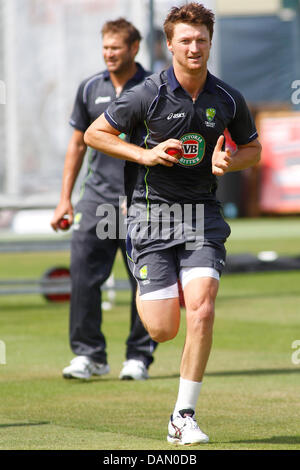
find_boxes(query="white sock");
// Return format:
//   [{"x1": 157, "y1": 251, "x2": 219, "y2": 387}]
[{"x1": 173, "y1": 377, "x2": 202, "y2": 417}]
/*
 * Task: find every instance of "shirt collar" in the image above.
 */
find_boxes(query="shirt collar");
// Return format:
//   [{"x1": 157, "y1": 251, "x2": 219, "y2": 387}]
[
  {"x1": 131, "y1": 63, "x2": 147, "y2": 82},
  {"x1": 103, "y1": 62, "x2": 146, "y2": 83},
  {"x1": 166, "y1": 65, "x2": 216, "y2": 94}
]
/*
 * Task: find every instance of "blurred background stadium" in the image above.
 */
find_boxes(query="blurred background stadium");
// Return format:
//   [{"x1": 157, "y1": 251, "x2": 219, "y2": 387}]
[{"x1": 0, "y1": 0, "x2": 299, "y2": 223}]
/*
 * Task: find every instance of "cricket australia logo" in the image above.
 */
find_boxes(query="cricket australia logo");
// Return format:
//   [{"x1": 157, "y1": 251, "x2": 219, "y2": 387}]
[
  {"x1": 73, "y1": 212, "x2": 82, "y2": 231},
  {"x1": 205, "y1": 108, "x2": 216, "y2": 128},
  {"x1": 139, "y1": 265, "x2": 148, "y2": 280},
  {"x1": 178, "y1": 133, "x2": 205, "y2": 167}
]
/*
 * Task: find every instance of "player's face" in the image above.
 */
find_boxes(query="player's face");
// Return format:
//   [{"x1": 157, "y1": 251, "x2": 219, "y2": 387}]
[
  {"x1": 102, "y1": 33, "x2": 137, "y2": 74},
  {"x1": 167, "y1": 23, "x2": 211, "y2": 73}
]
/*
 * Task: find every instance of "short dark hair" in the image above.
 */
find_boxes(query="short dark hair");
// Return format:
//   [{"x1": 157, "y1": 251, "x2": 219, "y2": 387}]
[
  {"x1": 101, "y1": 18, "x2": 142, "y2": 46},
  {"x1": 164, "y1": 3, "x2": 215, "y2": 41}
]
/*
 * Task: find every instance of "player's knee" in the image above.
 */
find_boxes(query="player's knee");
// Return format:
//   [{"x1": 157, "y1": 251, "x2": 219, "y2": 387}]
[
  {"x1": 148, "y1": 324, "x2": 178, "y2": 343},
  {"x1": 187, "y1": 300, "x2": 215, "y2": 334}
]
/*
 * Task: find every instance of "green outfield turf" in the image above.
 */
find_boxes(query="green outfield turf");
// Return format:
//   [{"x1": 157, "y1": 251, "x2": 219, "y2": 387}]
[{"x1": 0, "y1": 217, "x2": 299, "y2": 450}]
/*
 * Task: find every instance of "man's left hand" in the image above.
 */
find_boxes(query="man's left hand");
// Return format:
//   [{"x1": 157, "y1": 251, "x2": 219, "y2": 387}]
[{"x1": 212, "y1": 135, "x2": 232, "y2": 176}]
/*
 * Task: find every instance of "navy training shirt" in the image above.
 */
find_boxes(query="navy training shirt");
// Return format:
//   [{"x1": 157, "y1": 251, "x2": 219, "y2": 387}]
[
  {"x1": 105, "y1": 66, "x2": 258, "y2": 206},
  {"x1": 69, "y1": 63, "x2": 150, "y2": 206}
]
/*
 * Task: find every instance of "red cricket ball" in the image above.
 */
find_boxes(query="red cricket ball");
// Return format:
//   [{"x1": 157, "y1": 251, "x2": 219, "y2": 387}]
[
  {"x1": 58, "y1": 218, "x2": 70, "y2": 231},
  {"x1": 166, "y1": 148, "x2": 182, "y2": 157}
]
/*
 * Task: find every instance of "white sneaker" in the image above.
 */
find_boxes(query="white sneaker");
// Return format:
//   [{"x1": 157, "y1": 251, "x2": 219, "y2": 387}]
[
  {"x1": 167, "y1": 409, "x2": 209, "y2": 445},
  {"x1": 119, "y1": 359, "x2": 149, "y2": 380},
  {"x1": 62, "y1": 356, "x2": 110, "y2": 379}
]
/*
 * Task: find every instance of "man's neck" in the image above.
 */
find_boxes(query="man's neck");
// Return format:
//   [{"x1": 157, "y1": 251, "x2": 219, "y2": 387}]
[
  {"x1": 110, "y1": 62, "x2": 138, "y2": 96},
  {"x1": 173, "y1": 63, "x2": 208, "y2": 102}
]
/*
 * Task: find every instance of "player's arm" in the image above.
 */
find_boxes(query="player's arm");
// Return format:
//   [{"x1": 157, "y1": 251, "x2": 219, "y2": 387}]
[
  {"x1": 84, "y1": 113, "x2": 182, "y2": 167},
  {"x1": 51, "y1": 129, "x2": 86, "y2": 230},
  {"x1": 212, "y1": 135, "x2": 261, "y2": 177}
]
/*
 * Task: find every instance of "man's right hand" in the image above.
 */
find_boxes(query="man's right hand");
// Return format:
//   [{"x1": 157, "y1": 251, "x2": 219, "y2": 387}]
[
  {"x1": 140, "y1": 139, "x2": 183, "y2": 167},
  {"x1": 51, "y1": 201, "x2": 74, "y2": 231}
]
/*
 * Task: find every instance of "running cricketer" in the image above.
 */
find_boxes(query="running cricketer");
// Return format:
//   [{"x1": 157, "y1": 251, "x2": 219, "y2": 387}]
[{"x1": 84, "y1": 3, "x2": 261, "y2": 445}]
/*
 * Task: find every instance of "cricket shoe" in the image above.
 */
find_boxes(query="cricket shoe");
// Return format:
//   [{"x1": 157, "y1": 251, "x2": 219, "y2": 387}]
[
  {"x1": 167, "y1": 409, "x2": 209, "y2": 445},
  {"x1": 119, "y1": 359, "x2": 149, "y2": 380},
  {"x1": 62, "y1": 355, "x2": 110, "y2": 379}
]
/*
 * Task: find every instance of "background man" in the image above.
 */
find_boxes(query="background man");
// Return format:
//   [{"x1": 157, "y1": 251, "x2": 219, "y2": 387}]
[
  {"x1": 51, "y1": 18, "x2": 156, "y2": 381},
  {"x1": 84, "y1": 4, "x2": 261, "y2": 444}
]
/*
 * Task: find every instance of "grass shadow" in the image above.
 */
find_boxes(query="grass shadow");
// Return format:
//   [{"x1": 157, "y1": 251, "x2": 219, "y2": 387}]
[
  {"x1": 62, "y1": 368, "x2": 299, "y2": 383},
  {"x1": 206, "y1": 368, "x2": 300, "y2": 377},
  {"x1": 232, "y1": 435, "x2": 300, "y2": 445},
  {"x1": 0, "y1": 421, "x2": 50, "y2": 428},
  {"x1": 63, "y1": 373, "x2": 180, "y2": 384}
]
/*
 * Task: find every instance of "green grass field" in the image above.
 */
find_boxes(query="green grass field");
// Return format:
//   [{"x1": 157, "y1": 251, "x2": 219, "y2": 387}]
[{"x1": 0, "y1": 218, "x2": 299, "y2": 451}]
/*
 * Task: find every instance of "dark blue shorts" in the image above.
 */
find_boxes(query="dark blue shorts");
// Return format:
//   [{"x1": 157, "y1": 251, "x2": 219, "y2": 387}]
[{"x1": 126, "y1": 202, "x2": 231, "y2": 296}]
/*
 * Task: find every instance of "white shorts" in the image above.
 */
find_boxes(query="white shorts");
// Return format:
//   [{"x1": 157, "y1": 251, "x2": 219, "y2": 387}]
[{"x1": 139, "y1": 267, "x2": 219, "y2": 301}]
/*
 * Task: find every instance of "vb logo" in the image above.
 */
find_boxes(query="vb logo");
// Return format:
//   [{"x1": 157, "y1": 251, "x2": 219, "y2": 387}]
[
  {"x1": 178, "y1": 133, "x2": 206, "y2": 167},
  {"x1": 183, "y1": 143, "x2": 198, "y2": 155}
]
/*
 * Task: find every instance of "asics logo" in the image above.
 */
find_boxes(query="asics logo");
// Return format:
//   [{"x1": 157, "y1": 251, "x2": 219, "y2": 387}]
[
  {"x1": 95, "y1": 96, "x2": 111, "y2": 104},
  {"x1": 167, "y1": 112, "x2": 186, "y2": 120}
]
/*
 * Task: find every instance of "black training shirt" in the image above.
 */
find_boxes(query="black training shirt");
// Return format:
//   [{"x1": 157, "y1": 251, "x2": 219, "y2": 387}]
[{"x1": 105, "y1": 66, "x2": 258, "y2": 206}]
